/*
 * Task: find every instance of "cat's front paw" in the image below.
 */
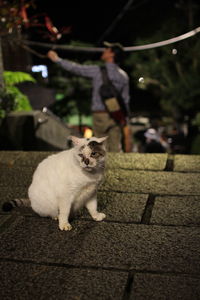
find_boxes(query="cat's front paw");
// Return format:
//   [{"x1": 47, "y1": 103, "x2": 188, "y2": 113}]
[
  {"x1": 93, "y1": 212, "x2": 106, "y2": 222},
  {"x1": 59, "y1": 222, "x2": 72, "y2": 231}
]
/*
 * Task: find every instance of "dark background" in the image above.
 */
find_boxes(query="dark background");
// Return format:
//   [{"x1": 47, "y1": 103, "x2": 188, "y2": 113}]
[
  {"x1": 34, "y1": 0, "x2": 177, "y2": 46},
  {"x1": 2, "y1": 0, "x2": 200, "y2": 153}
]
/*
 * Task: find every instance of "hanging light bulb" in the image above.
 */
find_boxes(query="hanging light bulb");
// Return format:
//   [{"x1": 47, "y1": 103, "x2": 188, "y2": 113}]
[
  {"x1": 138, "y1": 77, "x2": 144, "y2": 83},
  {"x1": 172, "y1": 48, "x2": 177, "y2": 55}
]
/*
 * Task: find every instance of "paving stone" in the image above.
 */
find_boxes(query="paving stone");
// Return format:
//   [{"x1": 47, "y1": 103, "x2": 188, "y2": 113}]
[
  {"x1": 96, "y1": 191, "x2": 148, "y2": 222},
  {"x1": 0, "y1": 261, "x2": 128, "y2": 300},
  {"x1": 0, "y1": 215, "x2": 11, "y2": 226},
  {"x1": 0, "y1": 151, "x2": 22, "y2": 166},
  {"x1": 151, "y1": 196, "x2": 200, "y2": 226},
  {"x1": 0, "y1": 187, "x2": 28, "y2": 204},
  {"x1": 5, "y1": 155, "x2": 200, "y2": 196},
  {"x1": 0, "y1": 217, "x2": 200, "y2": 274},
  {"x1": 0, "y1": 214, "x2": 19, "y2": 234},
  {"x1": 174, "y1": 155, "x2": 200, "y2": 172},
  {"x1": 0, "y1": 166, "x2": 34, "y2": 187},
  {"x1": 106, "y1": 153, "x2": 168, "y2": 170},
  {"x1": 14, "y1": 151, "x2": 55, "y2": 166},
  {"x1": 0, "y1": 187, "x2": 147, "y2": 222},
  {"x1": 131, "y1": 273, "x2": 200, "y2": 300},
  {"x1": 0, "y1": 187, "x2": 34, "y2": 217},
  {"x1": 1, "y1": 150, "x2": 200, "y2": 299},
  {"x1": 0, "y1": 151, "x2": 168, "y2": 170},
  {"x1": 101, "y1": 169, "x2": 200, "y2": 195}
]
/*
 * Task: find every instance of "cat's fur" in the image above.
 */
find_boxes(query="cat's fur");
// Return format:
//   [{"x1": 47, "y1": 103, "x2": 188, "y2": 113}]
[{"x1": 3, "y1": 136, "x2": 107, "y2": 231}]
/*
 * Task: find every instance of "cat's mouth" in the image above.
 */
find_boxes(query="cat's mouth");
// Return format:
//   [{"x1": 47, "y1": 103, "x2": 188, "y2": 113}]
[{"x1": 83, "y1": 166, "x2": 94, "y2": 172}]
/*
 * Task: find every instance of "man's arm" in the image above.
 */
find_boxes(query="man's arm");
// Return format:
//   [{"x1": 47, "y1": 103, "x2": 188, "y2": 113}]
[{"x1": 47, "y1": 50, "x2": 98, "y2": 79}]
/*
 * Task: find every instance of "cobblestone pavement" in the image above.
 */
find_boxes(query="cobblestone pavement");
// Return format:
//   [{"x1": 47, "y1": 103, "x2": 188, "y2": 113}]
[{"x1": 0, "y1": 151, "x2": 200, "y2": 300}]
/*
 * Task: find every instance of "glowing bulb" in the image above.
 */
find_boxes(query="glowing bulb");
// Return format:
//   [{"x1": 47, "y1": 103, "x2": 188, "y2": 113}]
[
  {"x1": 138, "y1": 77, "x2": 144, "y2": 83},
  {"x1": 84, "y1": 128, "x2": 93, "y2": 138},
  {"x1": 172, "y1": 48, "x2": 177, "y2": 55}
]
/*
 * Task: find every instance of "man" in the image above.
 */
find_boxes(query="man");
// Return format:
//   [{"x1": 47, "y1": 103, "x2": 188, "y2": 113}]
[{"x1": 47, "y1": 42, "x2": 130, "y2": 152}]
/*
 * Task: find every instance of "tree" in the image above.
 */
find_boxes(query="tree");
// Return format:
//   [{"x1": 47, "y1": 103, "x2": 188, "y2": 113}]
[
  {"x1": 0, "y1": 38, "x2": 4, "y2": 89},
  {"x1": 126, "y1": 2, "x2": 200, "y2": 122},
  {"x1": 47, "y1": 55, "x2": 94, "y2": 129},
  {"x1": 0, "y1": 0, "x2": 71, "y2": 118},
  {"x1": 0, "y1": 71, "x2": 35, "y2": 118}
]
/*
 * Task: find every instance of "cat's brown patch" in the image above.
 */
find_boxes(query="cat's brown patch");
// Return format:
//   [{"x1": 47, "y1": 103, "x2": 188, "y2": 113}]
[{"x1": 88, "y1": 141, "x2": 105, "y2": 157}]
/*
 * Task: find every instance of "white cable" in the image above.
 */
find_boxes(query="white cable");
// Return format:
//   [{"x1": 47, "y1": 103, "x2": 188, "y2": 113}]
[
  {"x1": 125, "y1": 26, "x2": 200, "y2": 51},
  {"x1": 23, "y1": 26, "x2": 200, "y2": 53}
]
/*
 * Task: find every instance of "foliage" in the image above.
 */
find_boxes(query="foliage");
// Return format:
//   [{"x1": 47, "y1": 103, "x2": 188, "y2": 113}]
[
  {"x1": 0, "y1": 71, "x2": 34, "y2": 118},
  {"x1": 125, "y1": 11, "x2": 200, "y2": 120},
  {"x1": 190, "y1": 134, "x2": 200, "y2": 154},
  {"x1": 0, "y1": 0, "x2": 34, "y2": 36},
  {"x1": 4, "y1": 71, "x2": 35, "y2": 86},
  {"x1": 192, "y1": 112, "x2": 200, "y2": 127},
  {"x1": 49, "y1": 67, "x2": 92, "y2": 123},
  {"x1": 0, "y1": 0, "x2": 70, "y2": 41},
  {"x1": 48, "y1": 51, "x2": 100, "y2": 124}
]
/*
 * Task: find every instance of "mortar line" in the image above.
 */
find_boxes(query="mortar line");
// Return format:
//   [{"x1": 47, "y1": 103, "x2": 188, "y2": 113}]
[
  {"x1": 164, "y1": 154, "x2": 175, "y2": 171},
  {"x1": 0, "y1": 257, "x2": 128, "y2": 273},
  {"x1": 1, "y1": 213, "x2": 200, "y2": 228},
  {"x1": 1, "y1": 166, "x2": 200, "y2": 175},
  {"x1": 1, "y1": 257, "x2": 200, "y2": 278},
  {"x1": 140, "y1": 194, "x2": 156, "y2": 225},
  {"x1": 99, "y1": 189, "x2": 200, "y2": 197},
  {"x1": 129, "y1": 268, "x2": 200, "y2": 278},
  {"x1": 122, "y1": 271, "x2": 135, "y2": 300}
]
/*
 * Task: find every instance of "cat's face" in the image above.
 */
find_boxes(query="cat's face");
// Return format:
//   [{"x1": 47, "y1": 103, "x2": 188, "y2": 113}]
[{"x1": 70, "y1": 136, "x2": 107, "y2": 172}]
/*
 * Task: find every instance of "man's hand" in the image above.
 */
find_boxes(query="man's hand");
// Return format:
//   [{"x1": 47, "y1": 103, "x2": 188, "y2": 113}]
[{"x1": 47, "y1": 50, "x2": 60, "y2": 62}]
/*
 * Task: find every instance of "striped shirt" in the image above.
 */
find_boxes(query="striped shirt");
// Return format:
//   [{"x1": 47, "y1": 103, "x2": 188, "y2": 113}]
[{"x1": 57, "y1": 59, "x2": 130, "y2": 112}]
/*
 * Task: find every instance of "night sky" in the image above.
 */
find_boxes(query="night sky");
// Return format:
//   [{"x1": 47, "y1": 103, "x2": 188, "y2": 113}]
[{"x1": 34, "y1": 0, "x2": 177, "y2": 47}]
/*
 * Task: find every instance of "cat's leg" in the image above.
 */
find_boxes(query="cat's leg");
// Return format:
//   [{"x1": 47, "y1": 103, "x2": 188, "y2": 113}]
[
  {"x1": 58, "y1": 198, "x2": 72, "y2": 231},
  {"x1": 86, "y1": 197, "x2": 106, "y2": 221}
]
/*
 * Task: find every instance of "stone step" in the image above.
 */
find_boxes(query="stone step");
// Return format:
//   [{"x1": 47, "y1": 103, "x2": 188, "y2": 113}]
[{"x1": 1, "y1": 217, "x2": 200, "y2": 275}]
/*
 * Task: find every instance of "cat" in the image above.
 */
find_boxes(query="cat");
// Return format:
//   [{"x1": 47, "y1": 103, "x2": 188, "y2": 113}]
[{"x1": 2, "y1": 136, "x2": 107, "y2": 231}]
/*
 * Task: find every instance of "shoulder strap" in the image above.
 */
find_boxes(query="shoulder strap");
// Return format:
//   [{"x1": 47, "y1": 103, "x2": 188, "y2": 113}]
[{"x1": 100, "y1": 66, "x2": 110, "y2": 84}]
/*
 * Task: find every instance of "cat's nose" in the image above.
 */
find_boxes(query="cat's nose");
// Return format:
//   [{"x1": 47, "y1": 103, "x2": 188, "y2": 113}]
[{"x1": 85, "y1": 158, "x2": 89, "y2": 165}]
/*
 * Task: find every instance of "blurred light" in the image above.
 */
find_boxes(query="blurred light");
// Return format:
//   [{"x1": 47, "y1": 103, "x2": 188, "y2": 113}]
[
  {"x1": 32, "y1": 65, "x2": 48, "y2": 78},
  {"x1": 138, "y1": 77, "x2": 144, "y2": 83},
  {"x1": 42, "y1": 107, "x2": 48, "y2": 113},
  {"x1": 84, "y1": 128, "x2": 93, "y2": 138},
  {"x1": 168, "y1": 138, "x2": 172, "y2": 144},
  {"x1": 172, "y1": 48, "x2": 177, "y2": 55}
]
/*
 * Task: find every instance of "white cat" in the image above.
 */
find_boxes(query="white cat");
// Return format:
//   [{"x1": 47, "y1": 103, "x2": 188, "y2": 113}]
[{"x1": 3, "y1": 136, "x2": 107, "y2": 231}]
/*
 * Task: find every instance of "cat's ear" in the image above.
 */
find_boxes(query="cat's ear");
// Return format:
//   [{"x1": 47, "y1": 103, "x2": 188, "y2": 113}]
[
  {"x1": 97, "y1": 136, "x2": 108, "y2": 144},
  {"x1": 68, "y1": 136, "x2": 84, "y2": 147}
]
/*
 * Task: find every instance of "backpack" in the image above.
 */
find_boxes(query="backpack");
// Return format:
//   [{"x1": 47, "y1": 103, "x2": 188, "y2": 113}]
[{"x1": 99, "y1": 66, "x2": 127, "y2": 126}]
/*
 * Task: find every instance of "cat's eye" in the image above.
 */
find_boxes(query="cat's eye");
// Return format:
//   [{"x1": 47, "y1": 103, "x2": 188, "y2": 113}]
[
  {"x1": 78, "y1": 154, "x2": 83, "y2": 158},
  {"x1": 91, "y1": 152, "x2": 98, "y2": 157}
]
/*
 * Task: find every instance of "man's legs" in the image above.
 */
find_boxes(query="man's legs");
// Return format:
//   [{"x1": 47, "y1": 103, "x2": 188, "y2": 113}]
[{"x1": 92, "y1": 112, "x2": 122, "y2": 152}]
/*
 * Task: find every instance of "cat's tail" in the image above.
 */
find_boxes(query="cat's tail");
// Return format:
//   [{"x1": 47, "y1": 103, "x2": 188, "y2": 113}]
[{"x1": 2, "y1": 198, "x2": 31, "y2": 212}]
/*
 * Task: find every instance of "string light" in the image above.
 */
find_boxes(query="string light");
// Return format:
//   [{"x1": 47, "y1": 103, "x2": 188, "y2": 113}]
[
  {"x1": 138, "y1": 77, "x2": 144, "y2": 83},
  {"x1": 172, "y1": 48, "x2": 177, "y2": 55}
]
